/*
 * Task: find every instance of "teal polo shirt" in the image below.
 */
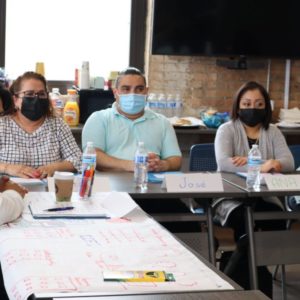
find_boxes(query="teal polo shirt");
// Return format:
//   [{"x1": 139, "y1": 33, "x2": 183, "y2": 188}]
[{"x1": 82, "y1": 103, "x2": 182, "y2": 160}]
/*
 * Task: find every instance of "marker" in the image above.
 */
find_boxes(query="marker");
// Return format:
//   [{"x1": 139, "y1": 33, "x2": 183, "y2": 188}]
[
  {"x1": 79, "y1": 169, "x2": 90, "y2": 198},
  {"x1": 87, "y1": 167, "x2": 95, "y2": 197},
  {"x1": 44, "y1": 206, "x2": 74, "y2": 212},
  {"x1": 103, "y1": 271, "x2": 175, "y2": 282}
]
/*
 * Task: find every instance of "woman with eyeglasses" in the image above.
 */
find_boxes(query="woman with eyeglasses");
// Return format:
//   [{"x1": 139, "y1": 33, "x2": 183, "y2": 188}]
[
  {"x1": 214, "y1": 81, "x2": 294, "y2": 298},
  {"x1": 0, "y1": 71, "x2": 82, "y2": 178}
]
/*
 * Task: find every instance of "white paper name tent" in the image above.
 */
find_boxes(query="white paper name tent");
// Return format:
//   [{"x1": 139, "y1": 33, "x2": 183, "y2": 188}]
[
  {"x1": 264, "y1": 174, "x2": 300, "y2": 191},
  {"x1": 165, "y1": 173, "x2": 224, "y2": 192}
]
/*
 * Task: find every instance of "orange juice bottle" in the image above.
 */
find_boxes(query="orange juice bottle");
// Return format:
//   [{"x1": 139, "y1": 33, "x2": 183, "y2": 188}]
[{"x1": 63, "y1": 89, "x2": 80, "y2": 126}]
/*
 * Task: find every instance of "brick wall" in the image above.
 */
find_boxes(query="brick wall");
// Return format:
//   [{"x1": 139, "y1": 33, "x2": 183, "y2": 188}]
[
  {"x1": 146, "y1": 55, "x2": 300, "y2": 121},
  {"x1": 145, "y1": 1, "x2": 300, "y2": 122}
]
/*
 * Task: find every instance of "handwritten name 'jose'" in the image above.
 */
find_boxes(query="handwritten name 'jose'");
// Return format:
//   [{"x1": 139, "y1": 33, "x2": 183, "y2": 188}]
[{"x1": 178, "y1": 176, "x2": 206, "y2": 189}]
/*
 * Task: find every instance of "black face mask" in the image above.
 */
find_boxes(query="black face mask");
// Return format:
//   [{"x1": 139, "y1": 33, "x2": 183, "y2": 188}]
[
  {"x1": 21, "y1": 96, "x2": 49, "y2": 121},
  {"x1": 238, "y1": 108, "x2": 266, "y2": 127}
]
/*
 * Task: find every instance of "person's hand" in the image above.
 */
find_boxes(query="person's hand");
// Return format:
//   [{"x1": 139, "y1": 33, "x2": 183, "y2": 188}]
[
  {"x1": 0, "y1": 176, "x2": 28, "y2": 198},
  {"x1": 0, "y1": 175, "x2": 10, "y2": 192},
  {"x1": 148, "y1": 152, "x2": 168, "y2": 172},
  {"x1": 126, "y1": 160, "x2": 135, "y2": 172},
  {"x1": 36, "y1": 165, "x2": 56, "y2": 178},
  {"x1": 232, "y1": 156, "x2": 248, "y2": 167},
  {"x1": 5, "y1": 164, "x2": 42, "y2": 178},
  {"x1": 261, "y1": 159, "x2": 282, "y2": 173}
]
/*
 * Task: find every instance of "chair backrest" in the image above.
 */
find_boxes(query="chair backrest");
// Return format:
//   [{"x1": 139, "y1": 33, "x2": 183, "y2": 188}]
[
  {"x1": 189, "y1": 143, "x2": 217, "y2": 171},
  {"x1": 288, "y1": 145, "x2": 300, "y2": 169}
]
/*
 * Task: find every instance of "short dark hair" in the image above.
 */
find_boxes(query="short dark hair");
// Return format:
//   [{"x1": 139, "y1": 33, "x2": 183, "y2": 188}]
[
  {"x1": 231, "y1": 81, "x2": 272, "y2": 129},
  {"x1": 0, "y1": 87, "x2": 14, "y2": 115},
  {"x1": 115, "y1": 67, "x2": 147, "y2": 88},
  {"x1": 9, "y1": 71, "x2": 53, "y2": 117}
]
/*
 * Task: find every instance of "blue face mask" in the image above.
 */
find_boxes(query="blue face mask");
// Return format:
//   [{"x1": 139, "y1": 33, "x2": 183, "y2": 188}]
[{"x1": 119, "y1": 93, "x2": 146, "y2": 115}]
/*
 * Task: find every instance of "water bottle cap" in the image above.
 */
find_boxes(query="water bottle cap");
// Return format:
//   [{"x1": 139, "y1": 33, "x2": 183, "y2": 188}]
[
  {"x1": 82, "y1": 61, "x2": 90, "y2": 69},
  {"x1": 87, "y1": 141, "x2": 94, "y2": 147}
]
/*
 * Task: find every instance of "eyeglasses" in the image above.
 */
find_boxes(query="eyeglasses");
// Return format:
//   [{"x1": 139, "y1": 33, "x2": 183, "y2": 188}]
[{"x1": 16, "y1": 90, "x2": 49, "y2": 99}]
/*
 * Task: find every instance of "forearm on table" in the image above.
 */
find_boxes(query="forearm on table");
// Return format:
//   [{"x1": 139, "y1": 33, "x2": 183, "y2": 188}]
[
  {"x1": 0, "y1": 191, "x2": 24, "y2": 225},
  {"x1": 45, "y1": 161, "x2": 77, "y2": 174},
  {"x1": 162, "y1": 156, "x2": 182, "y2": 171},
  {"x1": 217, "y1": 158, "x2": 247, "y2": 173},
  {"x1": 95, "y1": 149, "x2": 134, "y2": 172},
  {"x1": 0, "y1": 163, "x2": 9, "y2": 174}
]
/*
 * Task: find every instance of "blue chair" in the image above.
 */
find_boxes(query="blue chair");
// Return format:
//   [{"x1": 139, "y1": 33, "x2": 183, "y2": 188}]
[
  {"x1": 286, "y1": 145, "x2": 300, "y2": 211},
  {"x1": 188, "y1": 143, "x2": 219, "y2": 265},
  {"x1": 272, "y1": 145, "x2": 300, "y2": 298},
  {"x1": 289, "y1": 144, "x2": 300, "y2": 169},
  {"x1": 189, "y1": 143, "x2": 217, "y2": 172},
  {"x1": 188, "y1": 144, "x2": 218, "y2": 213},
  {"x1": 188, "y1": 143, "x2": 218, "y2": 214}
]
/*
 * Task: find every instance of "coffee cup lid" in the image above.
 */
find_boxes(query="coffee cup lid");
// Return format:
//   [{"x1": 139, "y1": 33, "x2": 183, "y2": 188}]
[{"x1": 54, "y1": 171, "x2": 74, "y2": 180}]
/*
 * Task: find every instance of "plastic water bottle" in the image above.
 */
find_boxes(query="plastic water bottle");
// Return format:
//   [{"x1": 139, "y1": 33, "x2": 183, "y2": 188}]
[
  {"x1": 157, "y1": 93, "x2": 166, "y2": 115},
  {"x1": 166, "y1": 94, "x2": 176, "y2": 117},
  {"x1": 50, "y1": 88, "x2": 64, "y2": 117},
  {"x1": 152, "y1": 93, "x2": 159, "y2": 113},
  {"x1": 134, "y1": 142, "x2": 148, "y2": 190},
  {"x1": 79, "y1": 141, "x2": 97, "y2": 199},
  {"x1": 175, "y1": 93, "x2": 183, "y2": 117},
  {"x1": 147, "y1": 93, "x2": 157, "y2": 113},
  {"x1": 246, "y1": 144, "x2": 262, "y2": 191}
]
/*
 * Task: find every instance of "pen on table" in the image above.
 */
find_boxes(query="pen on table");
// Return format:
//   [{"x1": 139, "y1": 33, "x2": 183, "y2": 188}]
[{"x1": 44, "y1": 206, "x2": 74, "y2": 212}]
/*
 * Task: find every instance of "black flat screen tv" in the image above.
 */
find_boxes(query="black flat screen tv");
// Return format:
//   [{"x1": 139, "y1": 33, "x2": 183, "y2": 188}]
[{"x1": 152, "y1": 0, "x2": 300, "y2": 58}]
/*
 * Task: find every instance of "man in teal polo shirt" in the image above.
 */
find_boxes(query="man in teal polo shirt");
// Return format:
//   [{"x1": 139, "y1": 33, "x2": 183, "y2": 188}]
[{"x1": 82, "y1": 67, "x2": 182, "y2": 172}]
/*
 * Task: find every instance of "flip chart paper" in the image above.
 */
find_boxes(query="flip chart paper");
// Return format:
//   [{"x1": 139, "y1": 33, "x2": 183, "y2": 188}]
[{"x1": 0, "y1": 203, "x2": 233, "y2": 300}]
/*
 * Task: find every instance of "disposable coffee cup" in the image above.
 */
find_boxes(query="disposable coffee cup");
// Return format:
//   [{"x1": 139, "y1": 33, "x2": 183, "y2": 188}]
[{"x1": 54, "y1": 172, "x2": 74, "y2": 202}]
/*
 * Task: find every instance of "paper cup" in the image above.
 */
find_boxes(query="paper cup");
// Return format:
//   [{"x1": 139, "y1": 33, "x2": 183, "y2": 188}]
[
  {"x1": 54, "y1": 172, "x2": 74, "y2": 202},
  {"x1": 35, "y1": 62, "x2": 45, "y2": 76}
]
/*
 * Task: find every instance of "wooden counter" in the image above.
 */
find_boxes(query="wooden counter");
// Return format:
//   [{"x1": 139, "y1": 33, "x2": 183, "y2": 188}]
[{"x1": 175, "y1": 126, "x2": 300, "y2": 150}]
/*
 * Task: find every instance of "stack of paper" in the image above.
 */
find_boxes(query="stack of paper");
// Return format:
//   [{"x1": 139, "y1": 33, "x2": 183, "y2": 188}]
[
  {"x1": 28, "y1": 192, "x2": 137, "y2": 219},
  {"x1": 277, "y1": 107, "x2": 300, "y2": 128}
]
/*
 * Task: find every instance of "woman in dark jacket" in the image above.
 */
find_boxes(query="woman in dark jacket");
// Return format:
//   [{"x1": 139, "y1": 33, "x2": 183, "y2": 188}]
[{"x1": 0, "y1": 87, "x2": 14, "y2": 116}]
